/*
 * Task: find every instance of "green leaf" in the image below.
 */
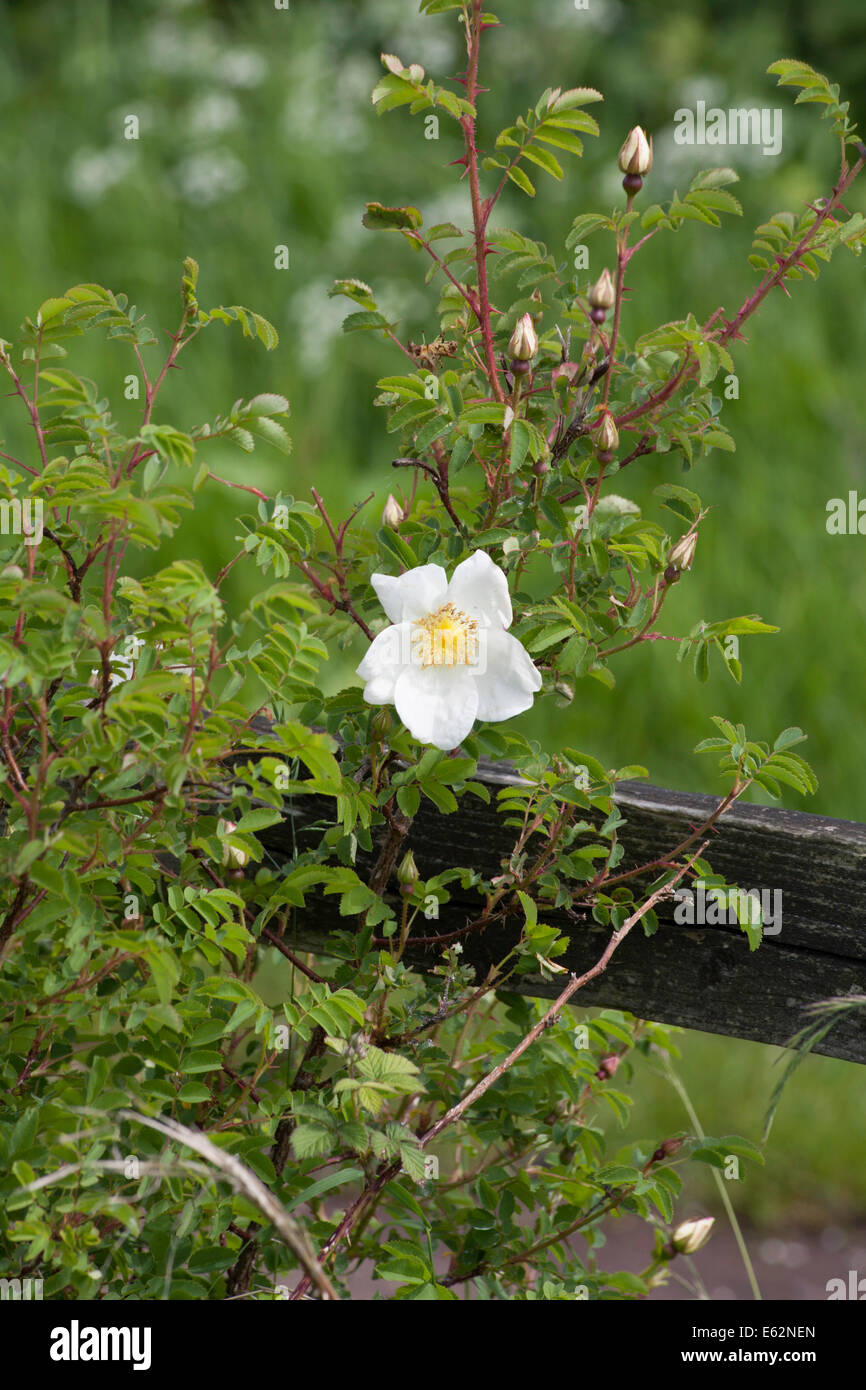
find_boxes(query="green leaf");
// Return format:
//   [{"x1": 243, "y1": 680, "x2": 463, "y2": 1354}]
[
  {"x1": 506, "y1": 165, "x2": 535, "y2": 197},
  {"x1": 181, "y1": 1050, "x2": 223, "y2": 1074},
  {"x1": 285, "y1": 1167, "x2": 365, "y2": 1213},
  {"x1": 688, "y1": 167, "x2": 740, "y2": 191},
  {"x1": 371, "y1": 75, "x2": 423, "y2": 115},
  {"x1": 534, "y1": 126, "x2": 585, "y2": 156},
  {"x1": 718, "y1": 1134, "x2": 765, "y2": 1165},
  {"x1": 548, "y1": 87, "x2": 603, "y2": 109},
  {"x1": 773, "y1": 726, "x2": 806, "y2": 751},
  {"x1": 565, "y1": 214, "x2": 611, "y2": 248},
  {"x1": 234, "y1": 808, "x2": 284, "y2": 834},
  {"x1": 517, "y1": 890, "x2": 537, "y2": 929},
  {"x1": 362, "y1": 202, "x2": 423, "y2": 231},
  {"x1": 329, "y1": 278, "x2": 377, "y2": 308},
  {"x1": 653, "y1": 482, "x2": 702, "y2": 519},
  {"x1": 38, "y1": 297, "x2": 74, "y2": 325},
  {"x1": 246, "y1": 393, "x2": 290, "y2": 417},
  {"x1": 459, "y1": 403, "x2": 506, "y2": 426},
  {"x1": 341, "y1": 310, "x2": 390, "y2": 333},
  {"x1": 177, "y1": 1082, "x2": 212, "y2": 1103},
  {"x1": 521, "y1": 145, "x2": 564, "y2": 180}
]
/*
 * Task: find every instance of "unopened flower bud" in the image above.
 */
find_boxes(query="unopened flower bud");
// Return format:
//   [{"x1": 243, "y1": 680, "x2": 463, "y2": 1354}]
[
  {"x1": 671, "y1": 1217, "x2": 715, "y2": 1256},
  {"x1": 653, "y1": 1136, "x2": 685, "y2": 1162},
  {"x1": 218, "y1": 819, "x2": 249, "y2": 870},
  {"x1": 618, "y1": 126, "x2": 653, "y2": 177},
  {"x1": 397, "y1": 849, "x2": 419, "y2": 893},
  {"x1": 593, "y1": 410, "x2": 619, "y2": 457},
  {"x1": 508, "y1": 312, "x2": 539, "y2": 372},
  {"x1": 382, "y1": 493, "x2": 403, "y2": 529},
  {"x1": 370, "y1": 707, "x2": 392, "y2": 742},
  {"x1": 668, "y1": 531, "x2": 698, "y2": 573},
  {"x1": 596, "y1": 1054, "x2": 620, "y2": 1080},
  {"x1": 588, "y1": 268, "x2": 616, "y2": 323}
]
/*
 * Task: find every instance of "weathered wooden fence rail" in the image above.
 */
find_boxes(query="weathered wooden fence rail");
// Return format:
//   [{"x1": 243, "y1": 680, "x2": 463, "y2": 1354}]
[{"x1": 260, "y1": 759, "x2": 866, "y2": 1065}]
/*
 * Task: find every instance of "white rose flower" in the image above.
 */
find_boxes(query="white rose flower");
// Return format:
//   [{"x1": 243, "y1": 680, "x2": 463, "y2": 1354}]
[{"x1": 356, "y1": 550, "x2": 542, "y2": 751}]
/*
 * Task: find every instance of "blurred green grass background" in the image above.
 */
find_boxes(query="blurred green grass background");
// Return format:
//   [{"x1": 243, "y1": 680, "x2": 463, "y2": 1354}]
[{"x1": 2, "y1": 0, "x2": 864, "y2": 1227}]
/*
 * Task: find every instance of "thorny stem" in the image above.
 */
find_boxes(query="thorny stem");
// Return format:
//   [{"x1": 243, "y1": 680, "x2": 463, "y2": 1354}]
[
  {"x1": 461, "y1": 0, "x2": 505, "y2": 404},
  {"x1": 287, "y1": 843, "x2": 705, "y2": 1301},
  {"x1": 1, "y1": 346, "x2": 49, "y2": 472},
  {"x1": 419, "y1": 845, "x2": 705, "y2": 1147},
  {"x1": 297, "y1": 490, "x2": 376, "y2": 641},
  {"x1": 601, "y1": 198, "x2": 633, "y2": 410},
  {"x1": 616, "y1": 150, "x2": 865, "y2": 433}
]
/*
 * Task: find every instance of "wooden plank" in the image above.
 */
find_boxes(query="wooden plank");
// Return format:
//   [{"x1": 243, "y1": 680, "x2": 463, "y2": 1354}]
[{"x1": 259, "y1": 760, "x2": 866, "y2": 1064}]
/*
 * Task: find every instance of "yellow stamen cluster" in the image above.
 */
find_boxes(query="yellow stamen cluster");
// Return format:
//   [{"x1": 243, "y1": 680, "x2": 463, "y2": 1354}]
[{"x1": 411, "y1": 602, "x2": 479, "y2": 668}]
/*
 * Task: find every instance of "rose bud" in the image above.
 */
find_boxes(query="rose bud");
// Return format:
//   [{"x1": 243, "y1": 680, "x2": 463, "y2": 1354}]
[
  {"x1": 593, "y1": 410, "x2": 619, "y2": 460},
  {"x1": 671, "y1": 1217, "x2": 715, "y2": 1256},
  {"x1": 382, "y1": 493, "x2": 403, "y2": 529},
  {"x1": 218, "y1": 819, "x2": 249, "y2": 870},
  {"x1": 508, "y1": 312, "x2": 539, "y2": 375},
  {"x1": 596, "y1": 1054, "x2": 620, "y2": 1080},
  {"x1": 618, "y1": 126, "x2": 653, "y2": 195},
  {"x1": 668, "y1": 531, "x2": 698, "y2": 573},
  {"x1": 618, "y1": 126, "x2": 653, "y2": 176},
  {"x1": 397, "y1": 849, "x2": 419, "y2": 894},
  {"x1": 588, "y1": 267, "x2": 616, "y2": 324}
]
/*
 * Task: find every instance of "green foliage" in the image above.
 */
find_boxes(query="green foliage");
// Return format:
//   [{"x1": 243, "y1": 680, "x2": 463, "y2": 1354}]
[
  {"x1": 485, "y1": 86, "x2": 603, "y2": 198},
  {"x1": 766, "y1": 58, "x2": 859, "y2": 142}
]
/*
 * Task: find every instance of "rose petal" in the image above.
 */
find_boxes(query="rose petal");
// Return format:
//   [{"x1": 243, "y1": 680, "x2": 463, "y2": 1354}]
[
  {"x1": 394, "y1": 665, "x2": 479, "y2": 751},
  {"x1": 445, "y1": 549, "x2": 512, "y2": 628},
  {"x1": 371, "y1": 564, "x2": 447, "y2": 624},
  {"x1": 472, "y1": 627, "x2": 541, "y2": 722},
  {"x1": 356, "y1": 622, "x2": 411, "y2": 703}
]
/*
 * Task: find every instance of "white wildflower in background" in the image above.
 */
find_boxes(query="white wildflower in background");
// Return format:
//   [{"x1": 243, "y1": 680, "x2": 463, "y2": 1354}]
[
  {"x1": 217, "y1": 49, "x2": 267, "y2": 89},
  {"x1": 186, "y1": 92, "x2": 241, "y2": 137},
  {"x1": 67, "y1": 147, "x2": 135, "y2": 205},
  {"x1": 175, "y1": 149, "x2": 247, "y2": 205},
  {"x1": 356, "y1": 550, "x2": 542, "y2": 751}
]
